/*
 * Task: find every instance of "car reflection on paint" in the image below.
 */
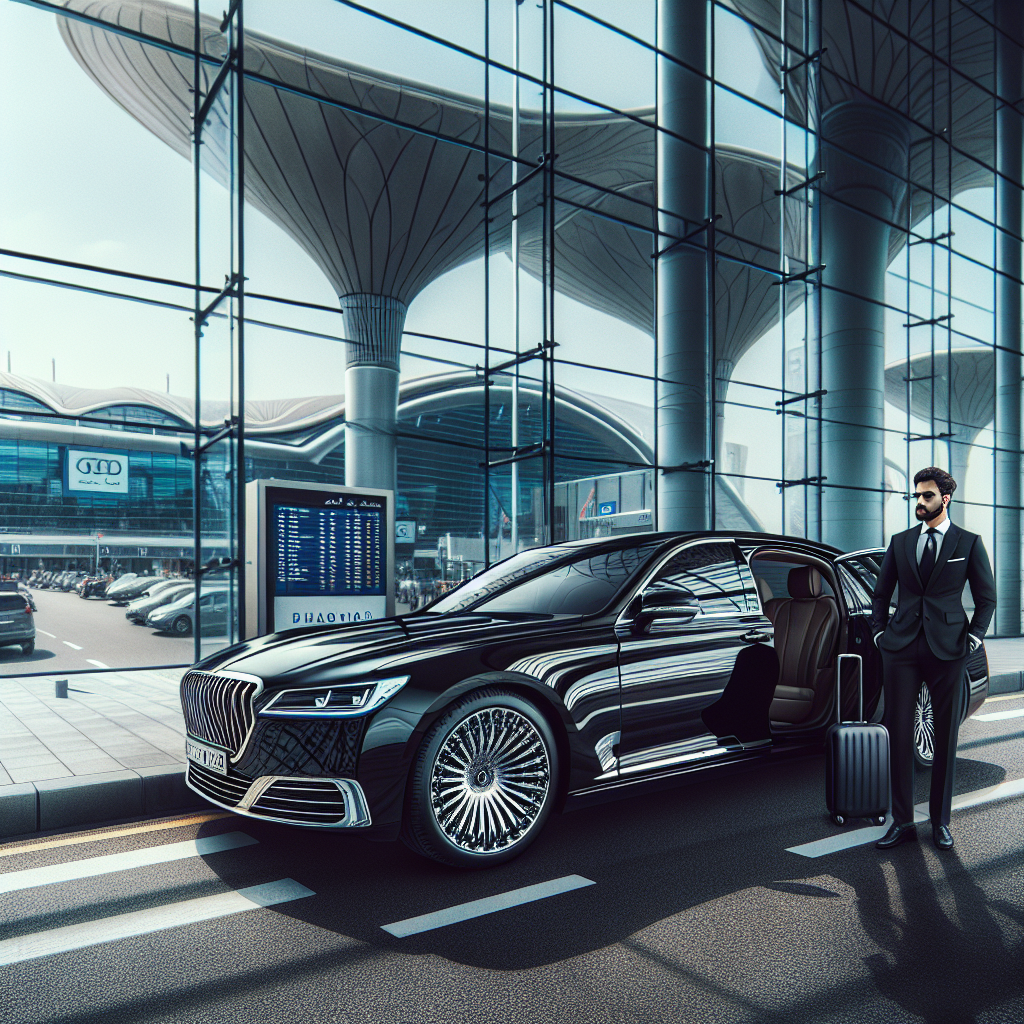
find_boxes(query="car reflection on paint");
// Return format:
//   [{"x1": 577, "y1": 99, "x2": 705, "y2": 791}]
[{"x1": 179, "y1": 531, "x2": 989, "y2": 868}]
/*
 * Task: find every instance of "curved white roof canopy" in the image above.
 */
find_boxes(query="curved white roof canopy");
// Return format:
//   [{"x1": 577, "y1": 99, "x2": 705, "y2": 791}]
[
  {"x1": 0, "y1": 369, "x2": 651, "y2": 466},
  {"x1": 57, "y1": 0, "x2": 651, "y2": 316},
  {"x1": 884, "y1": 348, "x2": 995, "y2": 439},
  {"x1": 57, "y1": 0, "x2": 808, "y2": 375},
  {"x1": 725, "y1": 0, "x2": 996, "y2": 258}
]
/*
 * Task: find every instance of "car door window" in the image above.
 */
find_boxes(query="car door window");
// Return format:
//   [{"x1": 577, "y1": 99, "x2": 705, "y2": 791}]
[
  {"x1": 478, "y1": 543, "x2": 662, "y2": 616},
  {"x1": 649, "y1": 542, "x2": 748, "y2": 618}
]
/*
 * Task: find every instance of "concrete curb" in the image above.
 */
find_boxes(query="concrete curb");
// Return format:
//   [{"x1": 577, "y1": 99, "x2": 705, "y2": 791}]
[
  {"x1": 989, "y1": 671, "x2": 1024, "y2": 695},
  {"x1": 0, "y1": 766, "x2": 206, "y2": 840}
]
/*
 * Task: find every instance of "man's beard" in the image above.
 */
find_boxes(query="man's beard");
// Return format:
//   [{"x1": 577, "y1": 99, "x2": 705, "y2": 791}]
[{"x1": 916, "y1": 504, "x2": 937, "y2": 520}]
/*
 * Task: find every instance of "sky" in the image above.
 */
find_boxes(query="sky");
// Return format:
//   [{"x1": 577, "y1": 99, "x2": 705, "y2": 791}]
[{"x1": 0, "y1": 0, "x2": 1002, "y2": 538}]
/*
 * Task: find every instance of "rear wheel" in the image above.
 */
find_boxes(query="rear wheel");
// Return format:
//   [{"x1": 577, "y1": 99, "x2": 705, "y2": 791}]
[
  {"x1": 402, "y1": 688, "x2": 557, "y2": 868},
  {"x1": 21, "y1": 641, "x2": 34, "y2": 656},
  {"x1": 914, "y1": 683, "x2": 934, "y2": 767}
]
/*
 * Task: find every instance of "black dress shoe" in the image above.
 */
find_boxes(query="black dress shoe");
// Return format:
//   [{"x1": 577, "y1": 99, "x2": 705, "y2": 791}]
[
  {"x1": 876, "y1": 822, "x2": 918, "y2": 849},
  {"x1": 933, "y1": 824, "x2": 954, "y2": 850}
]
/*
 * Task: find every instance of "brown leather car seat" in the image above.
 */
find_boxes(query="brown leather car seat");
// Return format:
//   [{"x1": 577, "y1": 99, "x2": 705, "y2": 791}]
[{"x1": 769, "y1": 565, "x2": 839, "y2": 723}]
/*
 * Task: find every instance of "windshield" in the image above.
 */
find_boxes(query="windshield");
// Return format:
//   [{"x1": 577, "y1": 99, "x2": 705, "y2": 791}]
[{"x1": 427, "y1": 542, "x2": 662, "y2": 617}]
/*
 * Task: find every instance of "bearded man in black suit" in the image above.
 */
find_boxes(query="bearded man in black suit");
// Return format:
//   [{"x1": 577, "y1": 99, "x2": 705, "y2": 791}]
[{"x1": 871, "y1": 467, "x2": 996, "y2": 851}]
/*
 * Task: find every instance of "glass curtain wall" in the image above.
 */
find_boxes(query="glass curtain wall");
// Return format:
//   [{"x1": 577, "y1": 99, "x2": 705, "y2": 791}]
[{"x1": 1, "y1": 0, "x2": 1020, "y2": 679}]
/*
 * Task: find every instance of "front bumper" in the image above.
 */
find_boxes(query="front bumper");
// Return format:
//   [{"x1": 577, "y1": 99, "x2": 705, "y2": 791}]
[{"x1": 185, "y1": 759, "x2": 372, "y2": 828}]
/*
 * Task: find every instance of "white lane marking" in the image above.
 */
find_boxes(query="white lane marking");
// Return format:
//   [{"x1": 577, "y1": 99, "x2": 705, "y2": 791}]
[
  {"x1": 85, "y1": 659, "x2": 110, "y2": 670},
  {"x1": 62, "y1": 641, "x2": 83, "y2": 650},
  {"x1": 381, "y1": 875, "x2": 595, "y2": 938},
  {"x1": 0, "y1": 878, "x2": 314, "y2": 966},
  {"x1": 0, "y1": 833, "x2": 257, "y2": 895},
  {"x1": 950, "y1": 777, "x2": 1024, "y2": 811},
  {"x1": 974, "y1": 708, "x2": 1024, "y2": 722},
  {"x1": 788, "y1": 776, "x2": 1024, "y2": 857},
  {"x1": 786, "y1": 813, "x2": 926, "y2": 858},
  {"x1": 37, "y1": 630, "x2": 56, "y2": 639}
]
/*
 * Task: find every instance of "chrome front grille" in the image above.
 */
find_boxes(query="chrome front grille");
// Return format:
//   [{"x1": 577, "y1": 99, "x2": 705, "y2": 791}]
[
  {"x1": 249, "y1": 779, "x2": 347, "y2": 825},
  {"x1": 187, "y1": 761, "x2": 251, "y2": 806},
  {"x1": 180, "y1": 670, "x2": 262, "y2": 755}
]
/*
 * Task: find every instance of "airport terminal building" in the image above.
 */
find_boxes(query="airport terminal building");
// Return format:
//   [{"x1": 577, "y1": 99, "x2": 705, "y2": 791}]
[{"x1": 2, "y1": 0, "x2": 1022, "y2": 659}]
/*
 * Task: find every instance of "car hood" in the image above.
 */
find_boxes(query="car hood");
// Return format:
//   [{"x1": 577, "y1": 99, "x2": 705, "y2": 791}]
[{"x1": 193, "y1": 612, "x2": 575, "y2": 686}]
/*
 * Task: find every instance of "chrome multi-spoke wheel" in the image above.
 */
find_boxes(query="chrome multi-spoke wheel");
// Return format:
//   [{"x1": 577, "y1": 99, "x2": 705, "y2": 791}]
[
  {"x1": 914, "y1": 682, "x2": 935, "y2": 767},
  {"x1": 403, "y1": 689, "x2": 558, "y2": 867},
  {"x1": 430, "y1": 707, "x2": 550, "y2": 854}
]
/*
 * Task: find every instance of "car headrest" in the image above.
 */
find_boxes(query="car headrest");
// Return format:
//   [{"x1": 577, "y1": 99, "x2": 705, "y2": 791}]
[{"x1": 788, "y1": 565, "x2": 823, "y2": 599}]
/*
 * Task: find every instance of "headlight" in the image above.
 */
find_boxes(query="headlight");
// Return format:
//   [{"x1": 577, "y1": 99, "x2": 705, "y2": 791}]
[{"x1": 258, "y1": 676, "x2": 409, "y2": 718}]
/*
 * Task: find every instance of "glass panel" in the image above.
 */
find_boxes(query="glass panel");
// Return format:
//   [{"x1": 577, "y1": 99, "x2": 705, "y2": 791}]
[{"x1": 651, "y1": 542, "x2": 747, "y2": 616}]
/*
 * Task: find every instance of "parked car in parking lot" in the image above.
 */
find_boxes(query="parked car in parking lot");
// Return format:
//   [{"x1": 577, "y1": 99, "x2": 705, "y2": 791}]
[
  {"x1": 125, "y1": 580, "x2": 193, "y2": 623},
  {"x1": 107, "y1": 574, "x2": 157, "y2": 604},
  {"x1": 0, "y1": 589, "x2": 36, "y2": 655},
  {"x1": 148, "y1": 587, "x2": 229, "y2": 636},
  {"x1": 180, "y1": 531, "x2": 990, "y2": 868}
]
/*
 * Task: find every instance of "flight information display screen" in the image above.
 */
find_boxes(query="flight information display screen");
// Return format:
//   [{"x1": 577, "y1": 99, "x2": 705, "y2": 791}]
[{"x1": 267, "y1": 488, "x2": 387, "y2": 632}]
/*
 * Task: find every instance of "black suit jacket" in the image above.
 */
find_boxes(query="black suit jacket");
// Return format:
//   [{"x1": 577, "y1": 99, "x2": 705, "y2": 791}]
[{"x1": 871, "y1": 521, "x2": 996, "y2": 661}]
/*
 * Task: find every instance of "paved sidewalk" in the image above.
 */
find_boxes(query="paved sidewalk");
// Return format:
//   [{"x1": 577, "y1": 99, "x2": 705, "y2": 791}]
[
  {"x1": 1, "y1": 639, "x2": 1023, "y2": 841},
  {"x1": 0, "y1": 667, "x2": 203, "y2": 839}
]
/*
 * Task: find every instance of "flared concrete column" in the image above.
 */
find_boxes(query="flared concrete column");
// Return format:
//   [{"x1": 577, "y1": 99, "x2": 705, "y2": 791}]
[
  {"x1": 995, "y1": 1, "x2": 1023, "y2": 635},
  {"x1": 819, "y1": 102, "x2": 910, "y2": 552},
  {"x1": 341, "y1": 293, "x2": 406, "y2": 492},
  {"x1": 656, "y1": 0, "x2": 710, "y2": 531}
]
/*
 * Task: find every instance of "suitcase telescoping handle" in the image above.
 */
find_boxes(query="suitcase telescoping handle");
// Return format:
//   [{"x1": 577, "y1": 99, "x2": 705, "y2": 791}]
[{"x1": 836, "y1": 653, "x2": 864, "y2": 724}]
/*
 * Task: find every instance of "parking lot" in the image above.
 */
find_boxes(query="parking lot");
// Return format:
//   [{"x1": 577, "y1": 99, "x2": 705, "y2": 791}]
[{"x1": 0, "y1": 586, "x2": 194, "y2": 675}]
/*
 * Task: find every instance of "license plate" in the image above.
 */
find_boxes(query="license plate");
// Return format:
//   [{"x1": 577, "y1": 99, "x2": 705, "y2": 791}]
[{"x1": 186, "y1": 737, "x2": 227, "y2": 775}]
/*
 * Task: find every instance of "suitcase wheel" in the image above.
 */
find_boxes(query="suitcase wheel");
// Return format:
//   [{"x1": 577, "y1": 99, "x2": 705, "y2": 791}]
[{"x1": 832, "y1": 814, "x2": 845, "y2": 826}]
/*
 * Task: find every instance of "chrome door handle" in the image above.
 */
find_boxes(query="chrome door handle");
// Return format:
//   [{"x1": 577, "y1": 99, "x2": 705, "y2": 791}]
[{"x1": 742, "y1": 630, "x2": 770, "y2": 643}]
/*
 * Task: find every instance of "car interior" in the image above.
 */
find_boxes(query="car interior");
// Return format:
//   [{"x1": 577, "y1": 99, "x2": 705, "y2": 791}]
[{"x1": 750, "y1": 554, "x2": 842, "y2": 728}]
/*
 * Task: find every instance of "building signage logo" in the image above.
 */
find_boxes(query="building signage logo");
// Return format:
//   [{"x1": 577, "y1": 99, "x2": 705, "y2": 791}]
[{"x1": 66, "y1": 448, "x2": 130, "y2": 496}]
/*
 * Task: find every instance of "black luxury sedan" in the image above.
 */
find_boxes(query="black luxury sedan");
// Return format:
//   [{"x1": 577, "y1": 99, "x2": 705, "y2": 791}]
[{"x1": 181, "y1": 531, "x2": 990, "y2": 867}]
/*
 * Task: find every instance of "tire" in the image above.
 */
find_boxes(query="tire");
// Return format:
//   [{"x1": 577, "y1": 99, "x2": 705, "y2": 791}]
[
  {"x1": 401, "y1": 687, "x2": 558, "y2": 868},
  {"x1": 172, "y1": 616, "x2": 192, "y2": 636},
  {"x1": 21, "y1": 641, "x2": 34, "y2": 656},
  {"x1": 914, "y1": 682, "x2": 934, "y2": 768}
]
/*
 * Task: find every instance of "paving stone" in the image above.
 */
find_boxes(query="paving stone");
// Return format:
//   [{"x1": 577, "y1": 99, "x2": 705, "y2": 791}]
[{"x1": 9, "y1": 765, "x2": 74, "y2": 784}]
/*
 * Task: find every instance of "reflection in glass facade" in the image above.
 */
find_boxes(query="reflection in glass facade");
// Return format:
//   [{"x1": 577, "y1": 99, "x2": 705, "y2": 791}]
[{"x1": 1, "y1": 0, "x2": 1021, "y2": 668}]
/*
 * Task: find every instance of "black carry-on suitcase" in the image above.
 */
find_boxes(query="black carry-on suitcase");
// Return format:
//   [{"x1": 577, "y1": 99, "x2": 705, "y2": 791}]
[{"x1": 825, "y1": 653, "x2": 890, "y2": 826}]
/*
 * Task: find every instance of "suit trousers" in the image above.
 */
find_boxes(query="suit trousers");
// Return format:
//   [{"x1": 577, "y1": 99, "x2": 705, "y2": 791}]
[{"x1": 881, "y1": 630, "x2": 966, "y2": 826}]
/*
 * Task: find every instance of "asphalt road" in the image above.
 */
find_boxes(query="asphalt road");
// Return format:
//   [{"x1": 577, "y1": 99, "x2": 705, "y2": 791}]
[
  {"x1": 1, "y1": 693, "x2": 1023, "y2": 1023},
  {"x1": 0, "y1": 587, "x2": 194, "y2": 675}
]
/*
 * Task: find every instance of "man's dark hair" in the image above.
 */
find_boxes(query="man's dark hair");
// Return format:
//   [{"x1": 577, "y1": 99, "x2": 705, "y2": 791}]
[{"x1": 914, "y1": 466, "x2": 957, "y2": 497}]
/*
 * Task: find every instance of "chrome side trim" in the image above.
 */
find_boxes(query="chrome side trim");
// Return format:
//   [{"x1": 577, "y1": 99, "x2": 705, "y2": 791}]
[{"x1": 186, "y1": 770, "x2": 373, "y2": 828}]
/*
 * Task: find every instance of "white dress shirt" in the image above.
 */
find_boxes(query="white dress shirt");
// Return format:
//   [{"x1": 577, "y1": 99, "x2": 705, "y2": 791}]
[{"x1": 916, "y1": 516, "x2": 952, "y2": 564}]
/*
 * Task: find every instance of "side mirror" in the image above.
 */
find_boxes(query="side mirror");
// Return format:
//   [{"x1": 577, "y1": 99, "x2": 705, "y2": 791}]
[{"x1": 632, "y1": 583, "x2": 700, "y2": 633}]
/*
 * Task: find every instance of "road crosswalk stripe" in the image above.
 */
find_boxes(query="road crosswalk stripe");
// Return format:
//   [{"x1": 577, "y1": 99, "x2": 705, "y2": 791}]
[
  {"x1": 0, "y1": 832, "x2": 257, "y2": 895},
  {"x1": 974, "y1": 708, "x2": 1024, "y2": 722},
  {"x1": 787, "y1": 777, "x2": 1024, "y2": 857},
  {"x1": 382, "y1": 875, "x2": 595, "y2": 937},
  {"x1": 0, "y1": 878, "x2": 314, "y2": 966}
]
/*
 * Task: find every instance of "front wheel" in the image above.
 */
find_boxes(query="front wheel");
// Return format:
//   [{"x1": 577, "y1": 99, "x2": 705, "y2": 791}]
[
  {"x1": 402, "y1": 688, "x2": 558, "y2": 868},
  {"x1": 914, "y1": 683, "x2": 934, "y2": 768},
  {"x1": 172, "y1": 616, "x2": 192, "y2": 636}
]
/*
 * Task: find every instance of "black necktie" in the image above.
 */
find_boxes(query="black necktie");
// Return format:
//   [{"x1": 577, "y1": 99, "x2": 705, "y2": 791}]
[{"x1": 920, "y1": 527, "x2": 938, "y2": 583}]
